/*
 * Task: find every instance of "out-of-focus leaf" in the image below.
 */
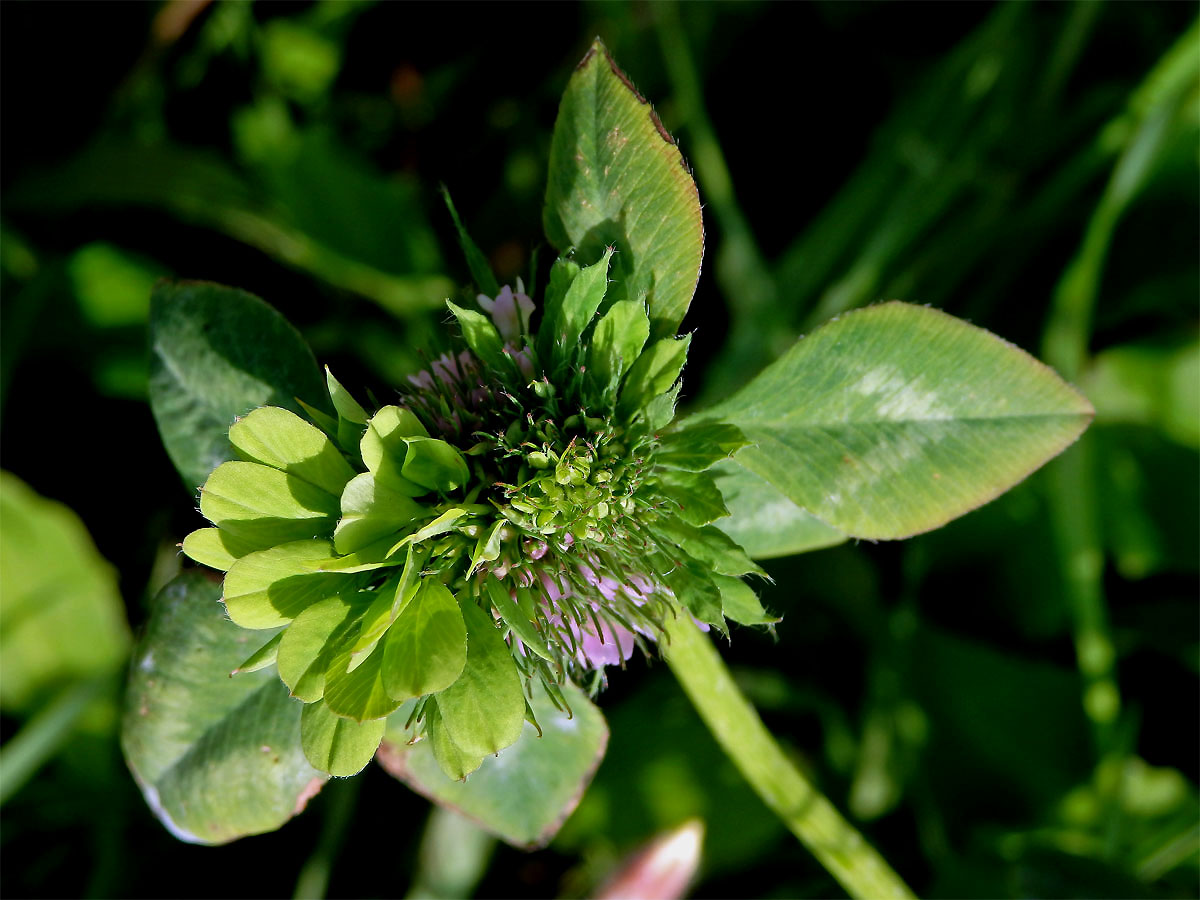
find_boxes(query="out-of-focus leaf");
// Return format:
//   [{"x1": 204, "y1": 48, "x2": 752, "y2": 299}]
[
  {"x1": 910, "y1": 624, "x2": 1091, "y2": 816},
  {"x1": 121, "y1": 573, "x2": 326, "y2": 845},
  {"x1": 700, "y1": 302, "x2": 1094, "y2": 539},
  {"x1": 67, "y1": 242, "x2": 164, "y2": 328},
  {"x1": 1042, "y1": 17, "x2": 1199, "y2": 381},
  {"x1": 1094, "y1": 425, "x2": 1199, "y2": 579},
  {"x1": 544, "y1": 39, "x2": 703, "y2": 340},
  {"x1": 149, "y1": 281, "x2": 331, "y2": 490},
  {"x1": 261, "y1": 20, "x2": 340, "y2": 103},
  {"x1": 378, "y1": 682, "x2": 608, "y2": 849},
  {"x1": 441, "y1": 186, "x2": 499, "y2": 298},
  {"x1": 7, "y1": 139, "x2": 452, "y2": 316},
  {"x1": 405, "y1": 806, "x2": 496, "y2": 900},
  {"x1": 1083, "y1": 341, "x2": 1198, "y2": 449},
  {"x1": 250, "y1": 129, "x2": 446, "y2": 290},
  {"x1": 0, "y1": 474, "x2": 129, "y2": 713}
]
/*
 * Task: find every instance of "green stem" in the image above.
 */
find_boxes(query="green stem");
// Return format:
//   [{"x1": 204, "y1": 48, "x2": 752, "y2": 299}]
[
  {"x1": 0, "y1": 676, "x2": 107, "y2": 806},
  {"x1": 406, "y1": 805, "x2": 495, "y2": 900},
  {"x1": 662, "y1": 616, "x2": 914, "y2": 899},
  {"x1": 293, "y1": 776, "x2": 360, "y2": 900},
  {"x1": 1040, "y1": 17, "x2": 1197, "y2": 756}
]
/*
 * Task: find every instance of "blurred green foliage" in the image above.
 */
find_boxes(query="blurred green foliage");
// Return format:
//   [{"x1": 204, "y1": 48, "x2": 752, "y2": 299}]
[{"x1": 1, "y1": 1, "x2": 1195, "y2": 897}]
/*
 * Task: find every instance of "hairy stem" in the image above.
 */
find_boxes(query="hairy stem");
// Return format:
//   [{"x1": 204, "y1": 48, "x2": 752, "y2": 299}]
[{"x1": 663, "y1": 617, "x2": 914, "y2": 899}]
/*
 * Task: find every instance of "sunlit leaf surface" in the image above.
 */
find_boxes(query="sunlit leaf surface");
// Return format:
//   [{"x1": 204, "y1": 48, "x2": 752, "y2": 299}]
[{"x1": 702, "y1": 302, "x2": 1094, "y2": 539}]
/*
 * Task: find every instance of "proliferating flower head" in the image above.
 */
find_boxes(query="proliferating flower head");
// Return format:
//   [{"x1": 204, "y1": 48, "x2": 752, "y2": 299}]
[{"x1": 182, "y1": 244, "x2": 766, "y2": 781}]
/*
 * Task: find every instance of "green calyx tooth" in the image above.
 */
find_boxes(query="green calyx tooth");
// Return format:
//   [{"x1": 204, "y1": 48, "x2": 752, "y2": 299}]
[
  {"x1": 587, "y1": 299, "x2": 650, "y2": 403},
  {"x1": 617, "y1": 334, "x2": 692, "y2": 422}
]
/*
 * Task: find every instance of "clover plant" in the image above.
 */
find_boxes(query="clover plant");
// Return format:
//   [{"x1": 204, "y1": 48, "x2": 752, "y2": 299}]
[{"x1": 123, "y1": 39, "x2": 1092, "y2": 897}]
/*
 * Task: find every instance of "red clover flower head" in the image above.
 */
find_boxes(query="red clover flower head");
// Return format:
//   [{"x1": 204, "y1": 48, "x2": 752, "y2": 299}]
[{"x1": 182, "y1": 250, "x2": 761, "y2": 779}]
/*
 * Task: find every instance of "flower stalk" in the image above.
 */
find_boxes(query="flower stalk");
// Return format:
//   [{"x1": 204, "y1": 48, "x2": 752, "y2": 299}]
[{"x1": 662, "y1": 614, "x2": 915, "y2": 900}]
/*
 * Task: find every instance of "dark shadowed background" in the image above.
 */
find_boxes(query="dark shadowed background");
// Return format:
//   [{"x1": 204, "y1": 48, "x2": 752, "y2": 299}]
[{"x1": 2, "y1": 2, "x2": 1197, "y2": 897}]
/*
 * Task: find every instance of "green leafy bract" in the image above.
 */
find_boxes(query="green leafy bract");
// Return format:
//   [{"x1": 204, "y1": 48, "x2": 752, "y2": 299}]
[
  {"x1": 484, "y1": 578, "x2": 554, "y2": 662},
  {"x1": 661, "y1": 558, "x2": 724, "y2": 630},
  {"x1": 307, "y1": 366, "x2": 369, "y2": 459},
  {"x1": 657, "y1": 422, "x2": 750, "y2": 472},
  {"x1": 381, "y1": 579, "x2": 467, "y2": 700},
  {"x1": 334, "y1": 472, "x2": 425, "y2": 555},
  {"x1": 710, "y1": 459, "x2": 846, "y2": 559},
  {"x1": 652, "y1": 468, "x2": 730, "y2": 527},
  {"x1": 300, "y1": 700, "x2": 385, "y2": 777},
  {"x1": 618, "y1": 335, "x2": 692, "y2": 420},
  {"x1": 222, "y1": 540, "x2": 350, "y2": 629},
  {"x1": 447, "y1": 300, "x2": 507, "y2": 372},
  {"x1": 652, "y1": 518, "x2": 766, "y2": 579},
  {"x1": 539, "y1": 247, "x2": 613, "y2": 375},
  {"x1": 424, "y1": 700, "x2": 485, "y2": 782},
  {"x1": 361, "y1": 405, "x2": 468, "y2": 496},
  {"x1": 278, "y1": 594, "x2": 365, "y2": 702},
  {"x1": 587, "y1": 298, "x2": 650, "y2": 402},
  {"x1": 432, "y1": 599, "x2": 525, "y2": 768},
  {"x1": 180, "y1": 527, "x2": 259, "y2": 572},
  {"x1": 714, "y1": 574, "x2": 779, "y2": 628},
  {"x1": 198, "y1": 462, "x2": 341, "y2": 548},
  {"x1": 229, "y1": 406, "x2": 356, "y2": 496},
  {"x1": 233, "y1": 633, "x2": 282, "y2": 675}
]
